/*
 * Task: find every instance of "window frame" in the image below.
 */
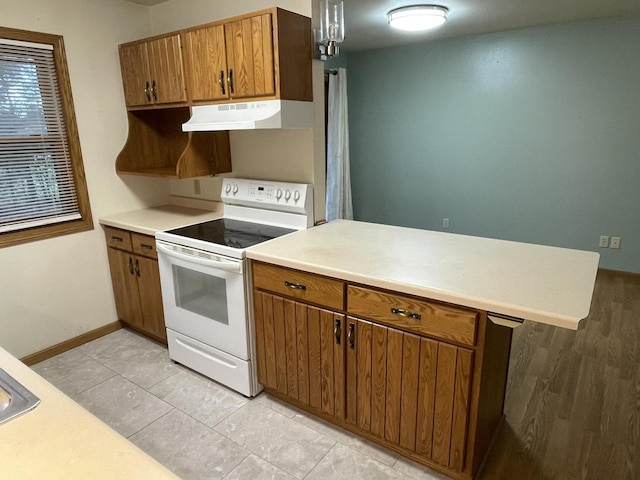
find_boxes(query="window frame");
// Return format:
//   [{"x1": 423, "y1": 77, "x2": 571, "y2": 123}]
[{"x1": 0, "y1": 26, "x2": 92, "y2": 248}]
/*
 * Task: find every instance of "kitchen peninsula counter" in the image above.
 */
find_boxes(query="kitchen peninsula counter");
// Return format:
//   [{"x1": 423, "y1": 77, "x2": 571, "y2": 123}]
[
  {"x1": 247, "y1": 220, "x2": 599, "y2": 479},
  {"x1": 247, "y1": 219, "x2": 599, "y2": 329},
  {"x1": 0, "y1": 347, "x2": 178, "y2": 479}
]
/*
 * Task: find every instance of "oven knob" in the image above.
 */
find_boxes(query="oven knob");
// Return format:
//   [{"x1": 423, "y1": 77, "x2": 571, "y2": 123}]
[
  {"x1": 225, "y1": 183, "x2": 231, "y2": 194},
  {"x1": 232, "y1": 183, "x2": 239, "y2": 195},
  {"x1": 285, "y1": 189, "x2": 291, "y2": 201},
  {"x1": 276, "y1": 188, "x2": 283, "y2": 200},
  {"x1": 293, "y1": 190, "x2": 301, "y2": 203}
]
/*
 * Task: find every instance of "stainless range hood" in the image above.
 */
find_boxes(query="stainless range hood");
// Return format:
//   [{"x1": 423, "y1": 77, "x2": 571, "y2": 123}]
[{"x1": 182, "y1": 99, "x2": 313, "y2": 131}]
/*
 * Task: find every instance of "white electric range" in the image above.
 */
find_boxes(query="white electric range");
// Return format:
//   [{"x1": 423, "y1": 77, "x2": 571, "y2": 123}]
[{"x1": 155, "y1": 178, "x2": 313, "y2": 396}]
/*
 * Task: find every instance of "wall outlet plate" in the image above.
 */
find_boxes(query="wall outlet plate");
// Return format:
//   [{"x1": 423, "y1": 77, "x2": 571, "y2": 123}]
[
  {"x1": 599, "y1": 235, "x2": 609, "y2": 248},
  {"x1": 610, "y1": 237, "x2": 621, "y2": 249},
  {"x1": 443, "y1": 218, "x2": 450, "y2": 229}
]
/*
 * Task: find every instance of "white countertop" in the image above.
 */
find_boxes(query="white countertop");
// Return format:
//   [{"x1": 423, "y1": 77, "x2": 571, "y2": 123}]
[
  {"x1": 0, "y1": 348, "x2": 178, "y2": 479},
  {"x1": 246, "y1": 220, "x2": 600, "y2": 330},
  {"x1": 99, "y1": 204, "x2": 223, "y2": 236}
]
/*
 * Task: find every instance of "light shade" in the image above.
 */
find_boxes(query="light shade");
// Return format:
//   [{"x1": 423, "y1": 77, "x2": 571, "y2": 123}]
[
  {"x1": 319, "y1": 0, "x2": 345, "y2": 57},
  {"x1": 388, "y1": 5, "x2": 449, "y2": 32}
]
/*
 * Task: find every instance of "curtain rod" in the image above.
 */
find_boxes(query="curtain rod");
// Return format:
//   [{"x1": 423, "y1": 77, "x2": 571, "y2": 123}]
[{"x1": 324, "y1": 69, "x2": 338, "y2": 75}]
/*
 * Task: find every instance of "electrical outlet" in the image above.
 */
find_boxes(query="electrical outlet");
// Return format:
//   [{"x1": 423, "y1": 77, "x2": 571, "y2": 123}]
[
  {"x1": 193, "y1": 179, "x2": 201, "y2": 195},
  {"x1": 599, "y1": 235, "x2": 609, "y2": 248},
  {"x1": 610, "y1": 237, "x2": 621, "y2": 249},
  {"x1": 443, "y1": 218, "x2": 450, "y2": 229}
]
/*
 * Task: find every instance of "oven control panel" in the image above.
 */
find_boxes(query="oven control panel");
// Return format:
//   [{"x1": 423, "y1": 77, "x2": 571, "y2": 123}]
[{"x1": 221, "y1": 178, "x2": 313, "y2": 217}]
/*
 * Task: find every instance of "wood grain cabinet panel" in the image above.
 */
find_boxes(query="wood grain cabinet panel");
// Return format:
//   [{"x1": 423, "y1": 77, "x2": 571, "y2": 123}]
[
  {"x1": 119, "y1": 42, "x2": 151, "y2": 107},
  {"x1": 147, "y1": 34, "x2": 187, "y2": 105},
  {"x1": 107, "y1": 247, "x2": 143, "y2": 329},
  {"x1": 224, "y1": 14, "x2": 275, "y2": 100},
  {"x1": 348, "y1": 285, "x2": 478, "y2": 346},
  {"x1": 344, "y1": 317, "x2": 474, "y2": 471},
  {"x1": 119, "y1": 34, "x2": 186, "y2": 108},
  {"x1": 104, "y1": 227, "x2": 166, "y2": 343},
  {"x1": 182, "y1": 25, "x2": 229, "y2": 102},
  {"x1": 253, "y1": 262, "x2": 345, "y2": 311},
  {"x1": 253, "y1": 291, "x2": 345, "y2": 415}
]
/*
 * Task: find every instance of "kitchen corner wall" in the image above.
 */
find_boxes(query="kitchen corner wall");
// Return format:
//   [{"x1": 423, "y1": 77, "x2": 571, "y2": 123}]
[
  {"x1": 150, "y1": 0, "x2": 326, "y2": 224},
  {"x1": 0, "y1": 0, "x2": 172, "y2": 358},
  {"x1": 345, "y1": 16, "x2": 640, "y2": 273}
]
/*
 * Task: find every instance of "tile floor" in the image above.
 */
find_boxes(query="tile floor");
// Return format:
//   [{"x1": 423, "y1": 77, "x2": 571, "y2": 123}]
[{"x1": 32, "y1": 328, "x2": 447, "y2": 480}]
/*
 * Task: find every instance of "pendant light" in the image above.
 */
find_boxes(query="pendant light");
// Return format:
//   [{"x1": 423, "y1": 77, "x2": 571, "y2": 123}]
[
  {"x1": 388, "y1": 5, "x2": 449, "y2": 32},
  {"x1": 319, "y1": 0, "x2": 345, "y2": 57}
]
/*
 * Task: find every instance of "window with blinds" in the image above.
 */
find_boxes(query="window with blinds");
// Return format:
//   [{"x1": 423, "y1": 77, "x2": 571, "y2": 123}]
[{"x1": 0, "y1": 28, "x2": 92, "y2": 247}]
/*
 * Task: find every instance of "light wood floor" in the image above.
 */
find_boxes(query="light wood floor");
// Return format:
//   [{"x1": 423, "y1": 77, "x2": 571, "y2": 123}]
[{"x1": 480, "y1": 269, "x2": 640, "y2": 479}]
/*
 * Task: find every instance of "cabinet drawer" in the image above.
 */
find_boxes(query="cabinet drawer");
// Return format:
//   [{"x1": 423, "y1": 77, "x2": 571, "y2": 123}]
[
  {"x1": 104, "y1": 227, "x2": 132, "y2": 251},
  {"x1": 348, "y1": 286, "x2": 478, "y2": 347},
  {"x1": 132, "y1": 233, "x2": 158, "y2": 259},
  {"x1": 253, "y1": 263, "x2": 345, "y2": 311}
]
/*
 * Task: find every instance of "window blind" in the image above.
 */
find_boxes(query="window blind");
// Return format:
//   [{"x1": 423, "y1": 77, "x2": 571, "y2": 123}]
[{"x1": 0, "y1": 38, "x2": 80, "y2": 234}]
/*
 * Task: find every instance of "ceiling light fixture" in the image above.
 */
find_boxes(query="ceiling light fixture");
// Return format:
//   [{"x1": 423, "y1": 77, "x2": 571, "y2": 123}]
[{"x1": 388, "y1": 5, "x2": 449, "y2": 32}]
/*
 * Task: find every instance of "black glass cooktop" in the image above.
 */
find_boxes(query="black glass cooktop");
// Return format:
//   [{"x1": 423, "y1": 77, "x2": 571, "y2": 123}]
[{"x1": 166, "y1": 218, "x2": 296, "y2": 250}]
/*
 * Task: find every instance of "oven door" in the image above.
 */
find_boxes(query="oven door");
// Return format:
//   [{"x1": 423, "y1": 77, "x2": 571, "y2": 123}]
[{"x1": 156, "y1": 241, "x2": 249, "y2": 360}]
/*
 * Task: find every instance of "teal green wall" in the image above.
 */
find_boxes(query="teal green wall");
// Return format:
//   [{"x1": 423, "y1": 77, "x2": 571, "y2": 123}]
[{"x1": 345, "y1": 17, "x2": 640, "y2": 273}]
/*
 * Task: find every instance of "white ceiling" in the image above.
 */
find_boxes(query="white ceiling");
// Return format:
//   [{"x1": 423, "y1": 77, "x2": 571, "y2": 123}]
[{"x1": 125, "y1": 0, "x2": 640, "y2": 51}]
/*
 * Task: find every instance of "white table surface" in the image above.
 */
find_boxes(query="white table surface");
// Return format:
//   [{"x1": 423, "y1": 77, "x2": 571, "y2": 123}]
[
  {"x1": 99, "y1": 204, "x2": 222, "y2": 236},
  {"x1": 0, "y1": 347, "x2": 178, "y2": 479},
  {"x1": 246, "y1": 220, "x2": 600, "y2": 330}
]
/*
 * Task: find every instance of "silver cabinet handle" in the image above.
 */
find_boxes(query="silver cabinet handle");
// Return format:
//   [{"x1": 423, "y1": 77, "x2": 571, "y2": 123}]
[
  {"x1": 284, "y1": 281, "x2": 306, "y2": 291},
  {"x1": 391, "y1": 307, "x2": 421, "y2": 320}
]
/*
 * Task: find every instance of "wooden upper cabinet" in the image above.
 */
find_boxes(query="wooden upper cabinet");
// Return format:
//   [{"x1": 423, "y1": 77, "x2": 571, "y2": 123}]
[
  {"x1": 147, "y1": 34, "x2": 187, "y2": 104},
  {"x1": 224, "y1": 13, "x2": 275, "y2": 100},
  {"x1": 119, "y1": 33, "x2": 186, "y2": 108},
  {"x1": 182, "y1": 8, "x2": 312, "y2": 104},
  {"x1": 119, "y1": 42, "x2": 151, "y2": 107},
  {"x1": 183, "y1": 25, "x2": 229, "y2": 102}
]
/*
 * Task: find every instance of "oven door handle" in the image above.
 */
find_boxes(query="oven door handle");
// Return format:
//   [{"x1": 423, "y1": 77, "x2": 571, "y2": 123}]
[{"x1": 156, "y1": 243, "x2": 243, "y2": 274}]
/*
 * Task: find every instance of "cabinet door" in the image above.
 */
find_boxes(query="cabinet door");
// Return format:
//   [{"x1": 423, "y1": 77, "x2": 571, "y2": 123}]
[
  {"x1": 147, "y1": 34, "x2": 187, "y2": 104},
  {"x1": 106, "y1": 248, "x2": 143, "y2": 329},
  {"x1": 224, "y1": 13, "x2": 275, "y2": 99},
  {"x1": 254, "y1": 292, "x2": 345, "y2": 418},
  {"x1": 135, "y1": 256, "x2": 166, "y2": 342},
  {"x1": 119, "y1": 42, "x2": 151, "y2": 107},
  {"x1": 346, "y1": 317, "x2": 473, "y2": 473},
  {"x1": 183, "y1": 26, "x2": 229, "y2": 102}
]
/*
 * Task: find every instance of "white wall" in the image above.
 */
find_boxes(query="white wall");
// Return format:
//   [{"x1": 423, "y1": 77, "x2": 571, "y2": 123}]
[
  {"x1": 150, "y1": 0, "x2": 327, "y2": 223},
  {"x1": 0, "y1": 0, "x2": 171, "y2": 358},
  {"x1": 0, "y1": 0, "x2": 324, "y2": 357}
]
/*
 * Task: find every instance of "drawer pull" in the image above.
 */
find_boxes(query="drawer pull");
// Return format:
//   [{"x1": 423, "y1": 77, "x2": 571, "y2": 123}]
[
  {"x1": 334, "y1": 319, "x2": 341, "y2": 345},
  {"x1": 348, "y1": 323, "x2": 355, "y2": 349},
  {"x1": 284, "y1": 280, "x2": 306, "y2": 291},
  {"x1": 111, "y1": 236, "x2": 123, "y2": 242},
  {"x1": 140, "y1": 244, "x2": 153, "y2": 250},
  {"x1": 391, "y1": 307, "x2": 421, "y2": 320}
]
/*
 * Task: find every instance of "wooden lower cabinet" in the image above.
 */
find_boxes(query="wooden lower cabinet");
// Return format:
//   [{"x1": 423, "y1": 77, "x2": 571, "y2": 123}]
[
  {"x1": 252, "y1": 261, "x2": 512, "y2": 480},
  {"x1": 345, "y1": 318, "x2": 473, "y2": 472},
  {"x1": 254, "y1": 291, "x2": 345, "y2": 417},
  {"x1": 104, "y1": 227, "x2": 167, "y2": 343}
]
